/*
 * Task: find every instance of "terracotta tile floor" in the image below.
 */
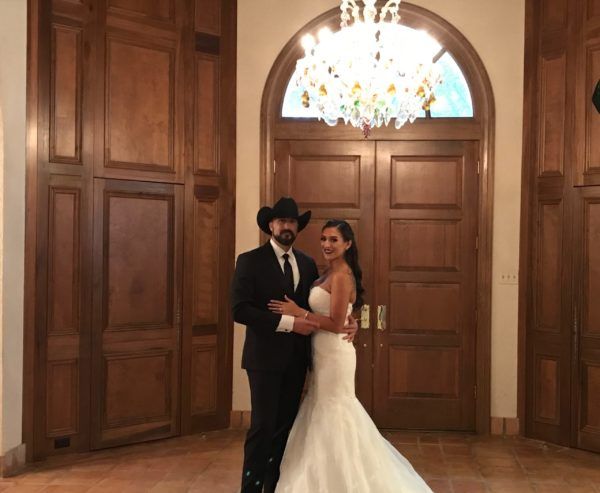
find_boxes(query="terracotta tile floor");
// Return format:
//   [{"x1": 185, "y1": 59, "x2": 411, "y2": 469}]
[{"x1": 2, "y1": 430, "x2": 600, "y2": 492}]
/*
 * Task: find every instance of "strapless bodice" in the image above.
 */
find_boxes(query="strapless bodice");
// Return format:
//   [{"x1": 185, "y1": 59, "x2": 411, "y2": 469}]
[{"x1": 308, "y1": 285, "x2": 353, "y2": 318}]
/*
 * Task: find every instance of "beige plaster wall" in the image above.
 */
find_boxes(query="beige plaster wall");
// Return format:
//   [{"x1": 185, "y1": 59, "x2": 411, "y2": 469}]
[
  {"x1": 235, "y1": 0, "x2": 525, "y2": 419},
  {"x1": 0, "y1": 0, "x2": 27, "y2": 454}
]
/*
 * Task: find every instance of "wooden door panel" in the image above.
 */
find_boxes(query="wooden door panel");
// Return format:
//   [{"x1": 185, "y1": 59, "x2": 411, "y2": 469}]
[
  {"x1": 580, "y1": 359, "x2": 600, "y2": 433},
  {"x1": 374, "y1": 141, "x2": 478, "y2": 431},
  {"x1": 105, "y1": 194, "x2": 171, "y2": 328},
  {"x1": 274, "y1": 140, "x2": 375, "y2": 412},
  {"x1": 51, "y1": 24, "x2": 83, "y2": 164},
  {"x1": 538, "y1": 53, "x2": 566, "y2": 177},
  {"x1": 104, "y1": 351, "x2": 172, "y2": 426},
  {"x1": 536, "y1": 201, "x2": 563, "y2": 333},
  {"x1": 529, "y1": 345, "x2": 566, "y2": 442},
  {"x1": 91, "y1": 179, "x2": 182, "y2": 449},
  {"x1": 390, "y1": 220, "x2": 460, "y2": 271},
  {"x1": 390, "y1": 283, "x2": 460, "y2": 333},
  {"x1": 107, "y1": 0, "x2": 175, "y2": 23},
  {"x1": 46, "y1": 359, "x2": 79, "y2": 438},
  {"x1": 190, "y1": 339, "x2": 218, "y2": 415},
  {"x1": 105, "y1": 37, "x2": 174, "y2": 172},
  {"x1": 285, "y1": 155, "x2": 361, "y2": 209},
  {"x1": 194, "y1": 54, "x2": 220, "y2": 175},
  {"x1": 575, "y1": 190, "x2": 600, "y2": 452},
  {"x1": 390, "y1": 157, "x2": 463, "y2": 207},
  {"x1": 534, "y1": 353, "x2": 561, "y2": 425}
]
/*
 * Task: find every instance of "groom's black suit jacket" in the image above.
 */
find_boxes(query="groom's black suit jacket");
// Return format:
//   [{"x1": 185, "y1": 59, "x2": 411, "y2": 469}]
[{"x1": 231, "y1": 242, "x2": 319, "y2": 372}]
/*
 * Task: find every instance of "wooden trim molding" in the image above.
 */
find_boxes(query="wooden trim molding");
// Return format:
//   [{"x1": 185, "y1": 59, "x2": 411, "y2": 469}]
[
  {"x1": 517, "y1": 0, "x2": 538, "y2": 438},
  {"x1": 260, "y1": 2, "x2": 495, "y2": 434},
  {"x1": 23, "y1": 0, "x2": 40, "y2": 463}
]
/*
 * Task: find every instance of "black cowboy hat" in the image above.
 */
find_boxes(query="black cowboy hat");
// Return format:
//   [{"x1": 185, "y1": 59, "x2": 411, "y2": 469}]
[{"x1": 256, "y1": 197, "x2": 312, "y2": 235}]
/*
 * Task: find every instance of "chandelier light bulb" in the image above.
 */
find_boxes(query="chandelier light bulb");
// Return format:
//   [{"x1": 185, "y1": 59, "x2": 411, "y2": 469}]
[
  {"x1": 318, "y1": 27, "x2": 333, "y2": 42},
  {"x1": 301, "y1": 34, "x2": 316, "y2": 53},
  {"x1": 295, "y1": 0, "x2": 442, "y2": 137}
]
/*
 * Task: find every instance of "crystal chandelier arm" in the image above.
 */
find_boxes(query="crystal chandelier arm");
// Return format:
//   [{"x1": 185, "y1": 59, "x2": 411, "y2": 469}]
[
  {"x1": 340, "y1": 0, "x2": 361, "y2": 27},
  {"x1": 379, "y1": 0, "x2": 402, "y2": 23}
]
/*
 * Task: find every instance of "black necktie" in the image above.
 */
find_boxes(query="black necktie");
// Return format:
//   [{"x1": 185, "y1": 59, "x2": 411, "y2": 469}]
[{"x1": 282, "y1": 253, "x2": 294, "y2": 296}]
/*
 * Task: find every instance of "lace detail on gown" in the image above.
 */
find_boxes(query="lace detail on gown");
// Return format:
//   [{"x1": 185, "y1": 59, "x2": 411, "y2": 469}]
[{"x1": 275, "y1": 286, "x2": 433, "y2": 493}]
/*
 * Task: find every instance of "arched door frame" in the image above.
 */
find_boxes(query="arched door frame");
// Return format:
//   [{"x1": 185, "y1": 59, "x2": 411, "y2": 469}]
[{"x1": 260, "y1": 2, "x2": 495, "y2": 434}]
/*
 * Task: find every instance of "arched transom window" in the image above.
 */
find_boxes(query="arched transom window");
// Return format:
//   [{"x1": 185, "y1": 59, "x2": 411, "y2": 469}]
[{"x1": 282, "y1": 25, "x2": 473, "y2": 120}]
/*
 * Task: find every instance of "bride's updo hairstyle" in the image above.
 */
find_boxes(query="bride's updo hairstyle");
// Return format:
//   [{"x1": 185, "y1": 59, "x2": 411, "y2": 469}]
[{"x1": 322, "y1": 219, "x2": 365, "y2": 310}]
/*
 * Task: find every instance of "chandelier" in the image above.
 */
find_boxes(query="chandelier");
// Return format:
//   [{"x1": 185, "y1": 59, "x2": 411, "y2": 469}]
[{"x1": 295, "y1": 0, "x2": 442, "y2": 137}]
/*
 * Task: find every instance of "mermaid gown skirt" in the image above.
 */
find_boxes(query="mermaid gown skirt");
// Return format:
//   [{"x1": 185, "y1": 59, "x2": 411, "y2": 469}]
[{"x1": 275, "y1": 287, "x2": 433, "y2": 493}]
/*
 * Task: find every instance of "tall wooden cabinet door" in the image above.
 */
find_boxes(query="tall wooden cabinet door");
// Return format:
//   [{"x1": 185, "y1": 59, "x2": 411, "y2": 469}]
[
  {"x1": 525, "y1": 187, "x2": 573, "y2": 446},
  {"x1": 274, "y1": 140, "x2": 376, "y2": 411},
  {"x1": 91, "y1": 179, "x2": 183, "y2": 449},
  {"x1": 574, "y1": 187, "x2": 600, "y2": 452},
  {"x1": 373, "y1": 141, "x2": 478, "y2": 430}
]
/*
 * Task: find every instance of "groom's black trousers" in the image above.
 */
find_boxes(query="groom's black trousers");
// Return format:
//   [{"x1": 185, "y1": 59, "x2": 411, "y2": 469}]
[{"x1": 241, "y1": 354, "x2": 307, "y2": 493}]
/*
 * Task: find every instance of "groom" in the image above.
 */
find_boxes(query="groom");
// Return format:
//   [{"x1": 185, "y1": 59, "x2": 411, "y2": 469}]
[{"x1": 231, "y1": 197, "x2": 357, "y2": 493}]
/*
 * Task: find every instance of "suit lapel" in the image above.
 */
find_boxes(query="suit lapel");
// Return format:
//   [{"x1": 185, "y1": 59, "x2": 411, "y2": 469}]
[{"x1": 261, "y1": 242, "x2": 284, "y2": 282}]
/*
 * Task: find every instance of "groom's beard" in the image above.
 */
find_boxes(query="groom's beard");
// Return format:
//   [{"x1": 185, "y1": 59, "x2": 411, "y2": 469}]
[{"x1": 274, "y1": 230, "x2": 296, "y2": 246}]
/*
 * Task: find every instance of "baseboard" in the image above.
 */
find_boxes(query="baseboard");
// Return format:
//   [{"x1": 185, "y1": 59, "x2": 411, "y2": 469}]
[
  {"x1": 490, "y1": 417, "x2": 520, "y2": 436},
  {"x1": 0, "y1": 443, "x2": 26, "y2": 477},
  {"x1": 230, "y1": 410, "x2": 251, "y2": 430}
]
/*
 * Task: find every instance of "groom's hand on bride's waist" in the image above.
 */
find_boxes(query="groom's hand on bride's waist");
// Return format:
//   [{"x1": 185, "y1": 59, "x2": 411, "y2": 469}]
[
  {"x1": 342, "y1": 316, "x2": 358, "y2": 343},
  {"x1": 292, "y1": 317, "x2": 319, "y2": 335}
]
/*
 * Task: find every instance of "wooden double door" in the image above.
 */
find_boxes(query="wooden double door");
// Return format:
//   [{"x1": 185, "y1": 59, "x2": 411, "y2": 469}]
[
  {"x1": 275, "y1": 139, "x2": 479, "y2": 430},
  {"x1": 29, "y1": 0, "x2": 236, "y2": 459}
]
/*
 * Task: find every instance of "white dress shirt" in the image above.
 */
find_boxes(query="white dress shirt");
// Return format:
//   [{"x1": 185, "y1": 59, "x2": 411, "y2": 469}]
[{"x1": 270, "y1": 239, "x2": 300, "y2": 333}]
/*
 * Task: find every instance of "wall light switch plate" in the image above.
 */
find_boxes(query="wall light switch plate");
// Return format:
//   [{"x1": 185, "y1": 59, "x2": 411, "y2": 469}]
[{"x1": 500, "y1": 273, "x2": 519, "y2": 285}]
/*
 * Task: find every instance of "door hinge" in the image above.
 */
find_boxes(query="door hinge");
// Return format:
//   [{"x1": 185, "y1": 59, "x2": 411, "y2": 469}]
[
  {"x1": 474, "y1": 385, "x2": 477, "y2": 399},
  {"x1": 475, "y1": 236, "x2": 479, "y2": 251},
  {"x1": 273, "y1": 159, "x2": 277, "y2": 174},
  {"x1": 477, "y1": 160, "x2": 481, "y2": 174}
]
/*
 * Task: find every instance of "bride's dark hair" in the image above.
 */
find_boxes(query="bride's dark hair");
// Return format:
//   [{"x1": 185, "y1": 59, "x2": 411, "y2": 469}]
[{"x1": 322, "y1": 219, "x2": 365, "y2": 310}]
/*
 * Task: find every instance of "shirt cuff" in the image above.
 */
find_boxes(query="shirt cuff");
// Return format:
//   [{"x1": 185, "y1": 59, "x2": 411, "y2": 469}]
[{"x1": 276, "y1": 314, "x2": 294, "y2": 333}]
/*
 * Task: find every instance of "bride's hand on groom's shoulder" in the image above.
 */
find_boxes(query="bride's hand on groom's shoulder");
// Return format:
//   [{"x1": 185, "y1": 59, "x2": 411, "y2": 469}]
[{"x1": 268, "y1": 296, "x2": 304, "y2": 317}]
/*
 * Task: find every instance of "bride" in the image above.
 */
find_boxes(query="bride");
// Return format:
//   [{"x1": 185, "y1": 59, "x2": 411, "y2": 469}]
[{"x1": 267, "y1": 219, "x2": 433, "y2": 493}]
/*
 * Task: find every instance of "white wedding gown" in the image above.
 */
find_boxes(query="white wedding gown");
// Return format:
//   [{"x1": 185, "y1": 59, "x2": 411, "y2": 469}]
[{"x1": 275, "y1": 286, "x2": 433, "y2": 493}]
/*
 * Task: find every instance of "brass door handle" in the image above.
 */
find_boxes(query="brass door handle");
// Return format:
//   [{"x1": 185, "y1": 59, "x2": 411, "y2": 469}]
[
  {"x1": 360, "y1": 304, "x2": 370, "y2": 329},
  {"x1": 377, "y1": 305, "x2": 387, "y2": 331}
]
